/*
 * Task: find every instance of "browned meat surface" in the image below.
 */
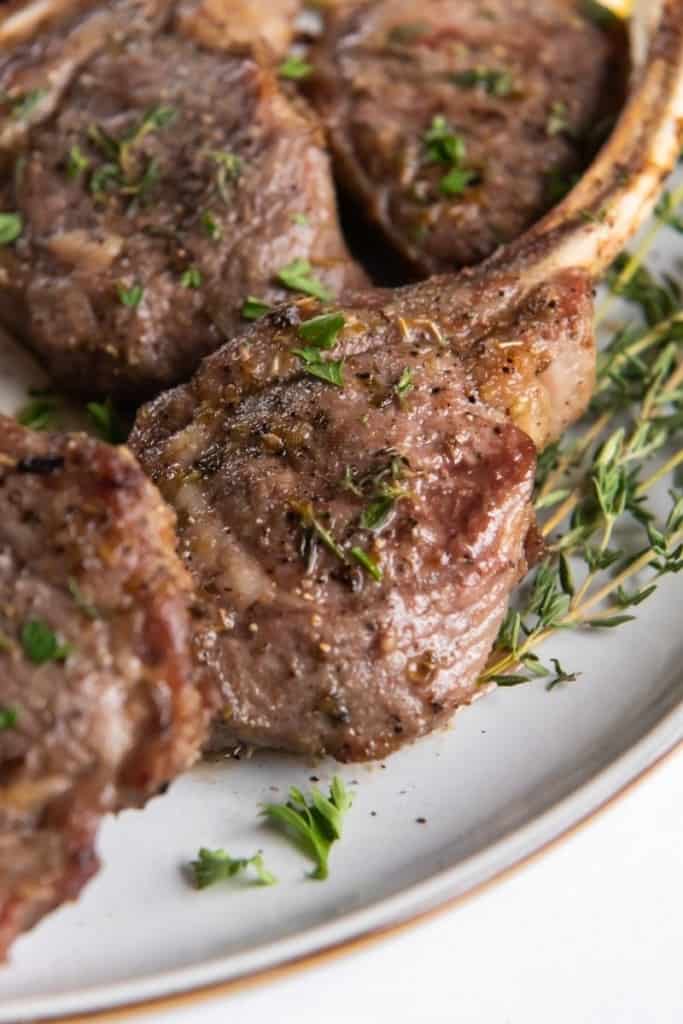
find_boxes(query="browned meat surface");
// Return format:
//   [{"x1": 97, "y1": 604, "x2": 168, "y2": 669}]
[
  {"x1": 131, "y1": 0, "x2": 683, "y2": 762},
  {"x1": 130, "y1": 264, "x2": 590, "y2": 760},
  {"x1": 0, "y1": 418, "x2": 206, "y2": 958},
  {"x1": 310, "y1": 0, "x2": 619, "y2": 275},
  {"x1": 0, "y1": 0, "x2": 363, "y2": 401}
]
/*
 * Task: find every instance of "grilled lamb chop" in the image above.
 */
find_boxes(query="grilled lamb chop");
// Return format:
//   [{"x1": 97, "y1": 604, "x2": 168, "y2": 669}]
[
  {"x1": 0, "y1": 0, "x2": 363, "y2": 401},
  {"x1": 131, "y1": 0, "x2": 683, "y2": 762},
  {"x1": 176, "y1": 0, "x2": 301, "y2": 58},
  {"x1": 0, "y1": 418, "x2": 206, "y2": 958},
  {"x1": 310, "y1": 0, "x2": 621, "y2": 276}
]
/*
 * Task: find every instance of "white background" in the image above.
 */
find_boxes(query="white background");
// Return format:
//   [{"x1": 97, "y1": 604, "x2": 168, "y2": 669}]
[{"x1": 118, "y1": 749, "x2": 682, "y2": 1024}]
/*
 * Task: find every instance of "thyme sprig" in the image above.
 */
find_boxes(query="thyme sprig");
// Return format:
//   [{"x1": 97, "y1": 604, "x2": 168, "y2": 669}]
[{"x1": 484, "y1": 182, "x2": 683, "y2": 689}]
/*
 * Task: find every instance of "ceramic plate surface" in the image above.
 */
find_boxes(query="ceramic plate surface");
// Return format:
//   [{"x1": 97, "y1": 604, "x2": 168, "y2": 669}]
[{"x1": 0, "y1": 161, "x2": 682, "y2": 1024}]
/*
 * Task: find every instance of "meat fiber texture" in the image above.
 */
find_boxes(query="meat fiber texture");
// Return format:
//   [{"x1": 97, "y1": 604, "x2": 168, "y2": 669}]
[
  {"x1": 0, "y1": 0, "x2": 363, "y2": 400},
  {"x1": 0, "y1": 418, "x2": 206, "y2": 958},
  {"x1": 310, "y1": 0, "x2": 617, "y2": 274}
]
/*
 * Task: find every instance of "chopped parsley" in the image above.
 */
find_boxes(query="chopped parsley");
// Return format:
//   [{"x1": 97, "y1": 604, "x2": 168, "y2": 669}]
[
  {"x1": 547, "y1": 101, "x2": 571, "y2": 137},
  {"x1": 277, "y1": 259, "x2": 334, "y2": 302},
  {"x1": 292, "y1": 311, "x2": 346, "y2": 386},
  {"x1": 423, "y1": 116, "x2": 478, "y2": 199},
  {"x1": 241, "y1": 296, "x2": 272, "y2": 321},
  {"x1": 201, "y1": 210, "x2": 222, "y2": 240},
  {"x1": 20, "y1": 620, "x2": 71, "y2": 664},
  {"x1": 0, "y1": 707, "x2": 17, "y2": 730},
  {"x1": 262, "y1": 777, "x2": 353, "y2": 881},
  {"x1": 0, "y1": 212, "x2": 22, "y2": 245},
  {"x1": 9, "y1": 88, "x2": 46, "y2": 121},
  {"x1": 191, "y1": 849, "x2": 276, "y2": 889},
  {"x1": 395, "y1": 367, "x2": 414, "y2": 400},
  {"x1": 67, "y1": 145, "x2": 90, "y2": 180},
  {"x1": 451, "y1": 68, "x2": 515, "y2": 97},
  {"x1": 117, "y1": 282, "x2": 144, "y2": 308},
  {"x1": 279, "y1": 56, "x2": 313, "y2": 81},
  {"x1": 181, "y1": 265, "x2": 203, "y2": 289}
]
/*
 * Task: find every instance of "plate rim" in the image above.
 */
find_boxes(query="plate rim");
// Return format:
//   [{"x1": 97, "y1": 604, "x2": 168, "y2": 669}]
[{"x1": 6, "y1": 698, "x2": 681, "y2": 1024}]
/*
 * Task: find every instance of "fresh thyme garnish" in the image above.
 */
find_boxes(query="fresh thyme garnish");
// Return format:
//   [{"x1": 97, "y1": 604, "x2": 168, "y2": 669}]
[
  {"x1": 261, "y1": 777, "x2": 353, "y2": 881},
  {"x1": 209, "y1": 150, "x2": 242, "y2": 204},
  {"x1": 20, "y1": 620, "x2": 71, "y2": 665},
  {"x1": 0, "y1": 212, "x2": 22, "y2": 245},
  {"x1": 67, "y1": 145, "x2": 90, "y2": 180},
  {"x1": 0, "y1": 707, "x2": 17, "y2": 730},
  {"x1": 291, "y1": 501, "x2": 347, "y2": 565},
  {"x1": 482, "y1": 188, "x2": 683, "y2": 690},
  {"x1": 277, "y1": 259, "x2": 334, "y2": 303},
  {"x1": 241, "y1": 296, "x2": 272, "y2": 321},
  {"x1": 279, "y1": 56, "x2": 313, "y2": 81},
  {"x1": 351, "y1": 546, "x2": 383, "y2": 582},
  {"x1": 83, "y1": 104, "x2": 175, "y2": 203},
  {"x1": 191, "y1": 849, "x2": 276, "y2": 889},
  {"x1": 395, "y1": 368, "x2": 414, "y2": 401},
  {"x1": 200, "y1": 210, "x2": 222, "y2": 241}
]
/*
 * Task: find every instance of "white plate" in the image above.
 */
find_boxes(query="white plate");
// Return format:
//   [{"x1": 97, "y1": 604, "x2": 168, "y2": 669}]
[{"x1": 1, "y1": 168, "x2": 682, "y2": 1023}]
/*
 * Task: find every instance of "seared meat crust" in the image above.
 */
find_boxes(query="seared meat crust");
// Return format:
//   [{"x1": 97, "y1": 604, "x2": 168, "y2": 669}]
[
  {"x1": 0, "y1": 418, "x2": 205, "y2": 958},
  {"x1": 310, "y1": 0, "x2": 617, "y2": 274},
  {"x1": 0, "y1": 0, "x2": 363, "y2": 400}
]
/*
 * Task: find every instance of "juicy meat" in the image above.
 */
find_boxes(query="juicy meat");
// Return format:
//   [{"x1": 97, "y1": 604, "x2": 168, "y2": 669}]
[
  {"x1": 0, "y1": 418, "x2": 205, "y2": 958},
  {"x1": 130, "y1": 267, "x2": 588, "y2": 760},
  {"x1": 0, "y1": 0, "x2": 364, "y2": 400},
  {"x1": 310, "y1": 0, "x2": 618, "y2": 275}
]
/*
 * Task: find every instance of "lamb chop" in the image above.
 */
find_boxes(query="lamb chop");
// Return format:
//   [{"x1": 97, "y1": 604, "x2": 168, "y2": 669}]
[
  {"x1": 0, "y1": 0, "x2": 363, "y2": 401},
  {"x1": 176, "y1": 0, "x2": 301, "y2": 59},
  {"x1": 0, "y1": 418, "x2": 207, "y2": 958},
  {"x1": 309, "y1": 0, "x2": 622, "y2": 276},
  {"x1": 131, "y1": 0, "x2": 683, "y2": 763}
]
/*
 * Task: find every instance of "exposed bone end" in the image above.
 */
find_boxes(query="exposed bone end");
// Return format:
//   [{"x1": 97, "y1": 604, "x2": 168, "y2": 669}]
[{"x1": 509, "y1": 0, "x2": 683, "y2": 287}]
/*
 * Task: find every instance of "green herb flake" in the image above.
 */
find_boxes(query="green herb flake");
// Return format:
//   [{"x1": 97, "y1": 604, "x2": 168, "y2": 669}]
[
  {"x1": 292, "y1": 348, "x2": 345, "y2": 388},
  {"x1": 279, "y1": 56, "x2": 314, "y2": 81},
  {"x1": 20, "y1": 620, "x2": 71, "y2": 665},
  {"x1": 0, "y1": 212, "x2": 23, "y2": 245},
  {"x1": 351, "y1": 546, "x2": 383, "y2": 582},
  {"x1": 292, "y1": 212, "x2": 309, "y2": 226},
  {"x1": 261, "y1": 776, "x2": 353, "y2": 881},
  {"x1": 395, "y1": 368, "x2": 414, "y2": 401},
  {"x1": 277, "y1": 259, "x2": 334, "y2": 303},
  {"x1": 86, "y1": 398, "x2": 127, "y2": 445},
  {"x1": 117, "y1": 282, "x2": 144, "y2": 308},
  {"x1": 181, "y1": 265, "x2": 203, "y2": 289},
  {"x1": 191, "y1": 849, "x2": 277, "y2": 889},
  {"x1": 360, "y1": 495, "x2": 395, "y2": 531},
  {"x1": 451, "y1": 68, "x2": 514, "y2": 97},
  {"x1": 0, "y1": 706, "x2": 17, "y2": 730},
  {"x1": 201, "y1": 210, "x2": 222, "y2": 241},
  {"x1": 68, "y1": 578, "x2": 100, "y2": 621},
  {"x1": 241, "y1": 296, "x2": 272, "y2": 321},
  {"x1": 10, "y1": 88, "x2": 46, "y2": 121},
  {"x1": 424, "y1": 115, "x2": 466, "y2": 166},
  {"x1": 440, "y1": 166, "x2": 478, "y2": 197},
  {"x1": 16, "y1": 393, "x2": 59, "y2": 431},
  {"x1": 298, "y1": 312, "x2": 345, "y2": 351},
  {"x1": 90, "y1": 162, "x2": 120, "y2": 197},
  {"x1": 67, "y1": 145, "x2": 90, "y2": 179},
  {"x1": 547, "y1": 101, "x2": 571, "y2": 137}
]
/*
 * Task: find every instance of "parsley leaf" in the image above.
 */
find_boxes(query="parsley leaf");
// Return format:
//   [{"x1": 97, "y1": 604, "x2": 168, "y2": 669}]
[
  {"x1": 440, "y1": 167, "x2": 478, "y2": 196},
  {"x1": 0, "y1": 707, "x2": 17, "y2": 730},
  {"x1": 117, "y1": 282, "x2": 144, "y2": 308},
  {"x1": 0, "y1": 212, "x2": 22, "y2": 245},
  {"x1": 277, "y1": 259, "x2": 334, "y2": 302},
  {"x1": 181, "y1": 265, "x2": 202, "y2": 289},
  {"x1": 191, "y1": 849, "x2": 277, "y2": 889},
  {"x1": 262, "y1": 776, "x2": 353, "y2": 880},
  {"x1": 21, "y1": 620, "x2": 71, "y2": 664},
  {"x1": 298, "y1": 311, "x2": 345, "y2": 350},
  {"x1": 17, "y1": 392, "x2": 60, "y2": 431},
  {"x1": 292, "y1": 349, "x2": 345, "y2": 387},
  {"x1": 279, "y1": 56, "x2": 313, "y2": 81},
  {"x1": 424, "y1": 115, "x2": 466, "y2": 166},
  {"x1": 242, "y1": 296, "x2": 272, "y2": 321}
]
